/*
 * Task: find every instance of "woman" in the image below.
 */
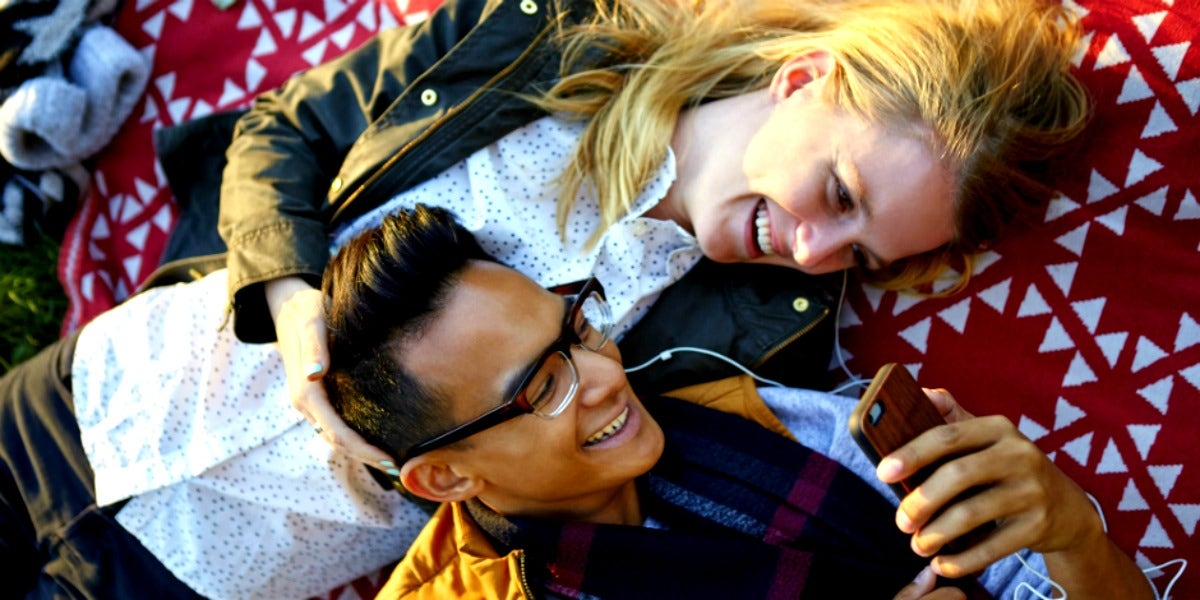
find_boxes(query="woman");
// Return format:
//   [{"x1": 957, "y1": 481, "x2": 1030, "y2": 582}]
[{"x1": 208, "y1": 0, "x2": 1089, "y2": 469}]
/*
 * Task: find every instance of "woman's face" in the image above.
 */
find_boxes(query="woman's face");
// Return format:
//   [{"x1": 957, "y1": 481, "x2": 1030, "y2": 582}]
[{"x1": 661, "y1": 54, "x2": 957, "y2": 275}]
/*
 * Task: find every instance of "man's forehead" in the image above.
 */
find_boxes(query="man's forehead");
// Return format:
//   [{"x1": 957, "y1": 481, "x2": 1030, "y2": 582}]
[{"x1": 403, "y1": 263, "x2": 561, "y2": 415}]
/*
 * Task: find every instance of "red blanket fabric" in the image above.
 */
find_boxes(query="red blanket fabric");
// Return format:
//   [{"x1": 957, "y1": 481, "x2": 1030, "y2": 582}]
[{"x1": 58, "y1": 0, "x2": 1196, "y2": 597}]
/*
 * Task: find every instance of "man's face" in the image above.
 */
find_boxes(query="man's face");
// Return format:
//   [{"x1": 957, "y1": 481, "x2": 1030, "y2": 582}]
[{"x1": 404, "y1": 262, "x2": 664, "y2": 520}]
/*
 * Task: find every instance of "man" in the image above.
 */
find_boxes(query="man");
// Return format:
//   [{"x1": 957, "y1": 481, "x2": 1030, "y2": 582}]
[{"x1": 322, "y1": 205, "x2": 1153, "y2": 599}]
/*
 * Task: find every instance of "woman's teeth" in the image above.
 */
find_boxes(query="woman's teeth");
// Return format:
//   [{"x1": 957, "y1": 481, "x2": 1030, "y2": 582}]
[
  {"x1": 756, "y1": 203, "x2": 774, "y2": 256},
  {"x1": 584, "y1": 406, "x2": 630, "y2": 446}
]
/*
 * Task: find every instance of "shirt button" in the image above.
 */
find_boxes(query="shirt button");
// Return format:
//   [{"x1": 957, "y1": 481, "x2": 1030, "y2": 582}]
[
  {"x1": 791, "y1": 297, "x2": 810, "y2": 313},
  {"x1": 520, "y1": 0, "x2": 537, "y2": 15},
  {"x1": 420, "y1": 88, "x2": 438, "y2": 106},
  {"x1": 330, "y1": 177, "x2": 343, "y2": 193}
]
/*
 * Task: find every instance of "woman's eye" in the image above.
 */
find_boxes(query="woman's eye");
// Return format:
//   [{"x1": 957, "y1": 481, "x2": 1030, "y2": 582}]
[
  {"x1": 836, "y1": 180, "x2": 855, "y2": 213},
  {"x1": 851, "y1": 243, "x2": 868, "y2": 269}
]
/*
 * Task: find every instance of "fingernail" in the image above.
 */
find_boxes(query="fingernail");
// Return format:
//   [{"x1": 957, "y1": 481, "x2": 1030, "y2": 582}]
[
  {"x1": 305, "y1": 362, "x2": 324, "y2": 380},
  {"x1": 385, "y1": 468, "x2": 401, "y2": 477},
  {"x1": 380, "y1": 460, "x2": 395, "y2": 468},
  {"x1": 877, "y1": 457, "x2": 902, "y2": 481},
  {"x1": 896, "y1": 509, "x2": 913, "y2": 533},
  {"x1": 913, "y1": 565, "x2": 934, "y2": 586}
]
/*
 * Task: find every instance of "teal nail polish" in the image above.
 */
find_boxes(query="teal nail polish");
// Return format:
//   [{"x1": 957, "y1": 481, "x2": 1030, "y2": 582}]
[
  {"x1": 304, "y1": 362, "x2": 324, "y2": 378},
  {"x1": 380, "y1": 460, "x2": 395, "y2": 468},
  {"x1": 386, "y1": 468, "x2": 401, "y2": 477}
]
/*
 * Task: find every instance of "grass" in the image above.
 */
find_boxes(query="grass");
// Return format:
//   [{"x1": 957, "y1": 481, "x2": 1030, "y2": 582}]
[{"x1": 1, "y1": 231, "x2": 68, "y2": 374}]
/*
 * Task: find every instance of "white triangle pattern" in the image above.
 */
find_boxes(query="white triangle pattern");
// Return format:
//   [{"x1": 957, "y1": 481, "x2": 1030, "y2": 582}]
[
  {"x1": 1132, "y1": 336, "x2": 1168, "y2": 371},
  {"x1": 976, "y1": 279, "x2": 1010, "y2": 314},
  {"x1": 1045, "y1": 195, "x2": 1081, "y2": 221},
  {"x1": 1141, "y1": 102, "x2": 1177, "y2": 138},
  {"x1": 1128, "y1": 424, "x2": 1161, "y2": 460},
  {"x1": 1139, "y1": 516, "x2": 1172, "y2": 548},
  {"x1": 1062, "y1": 352, "x2": 1097, "y2": 386},
  {"x1": 1135, "y1": 186, "x2": 1169, "y2": 215},
  {"x1": 1047, "y1": 262, "x2": 1078, "y2": 297},
  {"x1": 892, "y1": 292, "x2": 924, "y2": 316},
  {"x1": 1018, "y1": 415, "x2": 1050, "y2": 442},
  {"x1": 1176, "y1": 314, "x2": 1200, "y2": 351},
  {"x1": 1018, "y1": 284, "x2": 1052, "y2": 317},
  {"x1": 1136, "y1": 376, "x2": 1172, "y2": 415},
  {"x1": 1039, "y1": 317, "x2": 1075, "y2": 353},
  {"x1": 1152, "y1": 41, "x2": 1189, "y2": 80},
  {"x1": 936, "y1": 298, "x2": 970, "y2": 334},
  {"x1": 1117, "y1": 66, "x2": 1155, "y2": 104},
  {"x1": 1054, "y1": 397, "x2": 1087, "y2": 430},
  {"x1": 1096, "y1": 439, "x2": 1128, "y2": 474},
  {"x1": 1178, "y1": 78, "x2": 1200, "y2": 114},
  {"x1": 1119, "y1": 478, "x2": 1150, "y2": 511},
  {"x1": 1095, "y1": 332, "x2": 1128, "y2": 367},
  {"x1": 1181, "y1": 363, "x2": 1200, "y2": 392},
  {"x1": 1125, "y1": 149, "x2": 1163, "y2": 187},
  {"x1": 1170, "y1": 504, "x2": 1200, "y2": 536},
  {"x1": 898, "y1": 318, "x2": 931, "y2": 354},
  {"x1": 1061, "y1": 432, "x2": 1093, "y2": 466},
  {"x1": 275, "y1": 8, "x2": 297, "y2": 38},
  {"x1": 1148, "y1": 464, "x2": 1182, "y2": 499},
  {"x1": 1132, "y1": 10, "x2": 1167, "y2": 42},
  {"x1": 1095, "y1": 34, "x2": 1131, "y2": 68},
  {"x1": 1071, "y1": 297, "x2": 1105, "y2": 334},
  {"x1": 1175, "y1": 190, "x2": 1200, "y2": 220},
  {"x1": 1087, "y1": 170, "x2": 1119, "y2": 203},
  {"x1": 1055, "y1": 222, "x2": 1089, "y2": 255}
]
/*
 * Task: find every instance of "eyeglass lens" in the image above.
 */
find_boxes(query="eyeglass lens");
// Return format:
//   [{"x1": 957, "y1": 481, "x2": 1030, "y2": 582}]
[{"x1": 525, "y1": 350, "x2": 579, "y2": 418}]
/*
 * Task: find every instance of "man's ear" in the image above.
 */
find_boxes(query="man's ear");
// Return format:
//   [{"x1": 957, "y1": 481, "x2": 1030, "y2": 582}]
[
  {"x1": 770, "y1": 50, "x2": 835, "y2": 101},
  {"x1": 399, "y1": 454, "x2": 484, "y2": 504}
]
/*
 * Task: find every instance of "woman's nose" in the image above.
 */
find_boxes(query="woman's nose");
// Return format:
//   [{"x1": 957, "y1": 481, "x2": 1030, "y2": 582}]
[{"x1": 792, "y1": 221, "x2": 851, "y2": 270}]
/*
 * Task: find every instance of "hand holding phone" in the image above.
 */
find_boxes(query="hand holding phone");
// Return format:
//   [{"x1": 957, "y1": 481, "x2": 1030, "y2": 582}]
[{"x1": 849, "y1": 363, "x2": 994, "y2": 557}]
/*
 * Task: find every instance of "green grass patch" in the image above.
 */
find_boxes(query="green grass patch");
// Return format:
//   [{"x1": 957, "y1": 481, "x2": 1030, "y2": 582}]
[{"x1": 1, "y1": 232, "x2": 68, "y2": 374}]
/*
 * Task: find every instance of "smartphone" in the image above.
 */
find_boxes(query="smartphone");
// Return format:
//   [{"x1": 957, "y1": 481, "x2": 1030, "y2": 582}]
[
  {"x1": 848, "y1": 363, "x2": 947, "y2": 500},
  {"x1": 849, "y1": 363, "x2": 994, "y2": 555}
]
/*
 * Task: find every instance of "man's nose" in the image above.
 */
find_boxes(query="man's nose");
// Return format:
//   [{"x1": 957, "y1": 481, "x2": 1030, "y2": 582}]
[{"x1": 570, "y1": 345, "x2": 627, "y2": 407}]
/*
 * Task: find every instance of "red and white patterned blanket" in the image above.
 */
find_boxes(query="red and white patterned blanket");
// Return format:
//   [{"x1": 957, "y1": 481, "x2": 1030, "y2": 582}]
[{"x1": 58, "y1": 0, "x2": 1197, "y2": 597}]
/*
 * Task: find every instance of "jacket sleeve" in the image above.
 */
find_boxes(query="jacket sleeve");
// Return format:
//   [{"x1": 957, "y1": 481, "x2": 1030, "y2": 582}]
[{"x1": 218, "y1": 0, "x2": 498, "y2": 343}]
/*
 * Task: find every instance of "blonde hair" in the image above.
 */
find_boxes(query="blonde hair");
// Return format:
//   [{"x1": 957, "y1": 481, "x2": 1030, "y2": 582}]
[{"x1": 535, "y1": 0, "x2": 1090, "y2": 289}]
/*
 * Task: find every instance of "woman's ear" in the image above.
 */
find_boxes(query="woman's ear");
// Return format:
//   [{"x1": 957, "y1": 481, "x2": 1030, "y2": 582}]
[
  {"x1": 400, "y1": 455, "x2": 484, "y2": 503},
  {"x1": 770, "y1": 50, "x2": 835, "y2": 101}
]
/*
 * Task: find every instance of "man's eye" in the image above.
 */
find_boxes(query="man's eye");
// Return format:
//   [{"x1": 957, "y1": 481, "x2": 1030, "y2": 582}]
[{"x1": 528, "y1": 371, "x2": 557, "y2": 411}]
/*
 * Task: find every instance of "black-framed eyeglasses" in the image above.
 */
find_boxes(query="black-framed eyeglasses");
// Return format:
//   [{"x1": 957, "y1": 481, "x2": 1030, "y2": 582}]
[{"x1": 402, "y1": 278, "x2": 614, "y2": 462}]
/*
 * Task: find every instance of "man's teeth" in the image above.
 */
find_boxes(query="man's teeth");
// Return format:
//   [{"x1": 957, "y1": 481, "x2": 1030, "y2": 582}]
[
  {"x1": 756, "y1": 204, "x2": 774, "y2": 256},
  {"x1": 585, "y1": 406, "x2": 630, "y2": 446}
]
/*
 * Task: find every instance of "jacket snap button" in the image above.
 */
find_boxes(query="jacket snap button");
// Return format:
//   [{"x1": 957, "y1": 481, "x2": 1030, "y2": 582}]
[
  {"x1": 330, "y1": 177, "x2": 343, "y2": 193},
  {"x1": 791, "y1": 297, "x2": 810, "y2": 313},
  {"x1": 519, "y1": 0, "x2": 537, "y2": 15},
  {"x1": 420, "y1": 88, "x2": 438, "y2": 106}
]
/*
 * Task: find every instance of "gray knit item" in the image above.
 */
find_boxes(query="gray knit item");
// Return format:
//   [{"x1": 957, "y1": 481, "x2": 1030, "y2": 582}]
[{"x1": 0, "y1": 24, "x2": 149, "y2": 170}]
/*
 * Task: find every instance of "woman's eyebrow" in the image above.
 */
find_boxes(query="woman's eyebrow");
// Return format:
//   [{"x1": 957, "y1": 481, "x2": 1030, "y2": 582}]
[{"x1": 841, "y1": 156, "x2": 871, "y2": 219}]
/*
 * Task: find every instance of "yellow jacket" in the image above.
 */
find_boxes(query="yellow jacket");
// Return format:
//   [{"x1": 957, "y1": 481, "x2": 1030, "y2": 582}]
[{"x1": 377, "y1": 375, "x2": 790, "y2": 599}]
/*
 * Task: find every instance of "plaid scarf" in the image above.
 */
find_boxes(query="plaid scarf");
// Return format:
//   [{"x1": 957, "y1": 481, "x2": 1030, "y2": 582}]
[{"x1": 468, "y1": 395, "x2": 991, "y2": 599}]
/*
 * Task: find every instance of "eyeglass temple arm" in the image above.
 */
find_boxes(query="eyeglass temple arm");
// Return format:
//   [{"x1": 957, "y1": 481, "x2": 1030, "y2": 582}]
[{"x1": 404, "y1": 401, "x2": 526, "y2": 460}]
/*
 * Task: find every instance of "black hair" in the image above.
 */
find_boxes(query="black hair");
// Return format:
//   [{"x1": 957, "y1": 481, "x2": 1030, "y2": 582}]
[{"x1": 322, "y1": 205, "x2": 496, "y2": 463}]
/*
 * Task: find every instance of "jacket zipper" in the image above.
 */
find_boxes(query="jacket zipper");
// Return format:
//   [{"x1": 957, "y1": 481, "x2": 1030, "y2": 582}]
[
  {"x1": 516, "y1": 549, "x2": 536, "y2": 599},
  {"x1": 332, "y1": 16, "x2": 557, "y2": 226},
  {"x1": 751, "y1": 306, "x2": 831, "y2": 369}
]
